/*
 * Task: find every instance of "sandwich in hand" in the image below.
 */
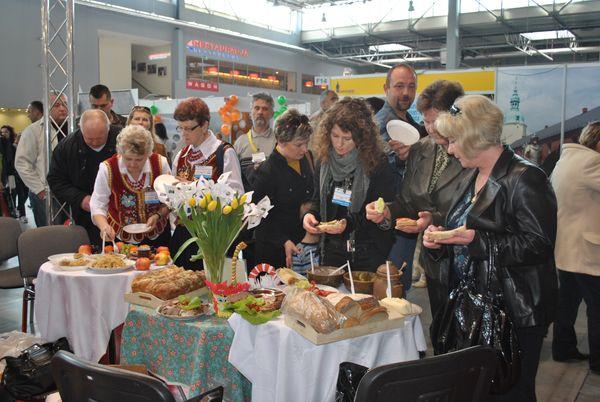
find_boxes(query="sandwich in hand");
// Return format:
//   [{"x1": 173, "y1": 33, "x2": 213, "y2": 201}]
[
  {"x1": 426, "y1": 225, "x2": 466, "y2": 241},
  {"x1": 317, "y1": 220, "x2": 342, "y2": 229},
  {"x1": 395, "y1": 217, "x2": 418, "y2": 229}
]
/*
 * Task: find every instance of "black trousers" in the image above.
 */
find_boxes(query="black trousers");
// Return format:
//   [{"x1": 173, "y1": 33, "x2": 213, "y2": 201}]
[
  {"x1": 553, "y1": 269, "x2": 600, "y2": 371},
  {"x1": 491, "y1": 326, "x2": 546, "y2": 402},
  {"x1": 322, "y1": 237, "x2": 386, "y2": 272}
]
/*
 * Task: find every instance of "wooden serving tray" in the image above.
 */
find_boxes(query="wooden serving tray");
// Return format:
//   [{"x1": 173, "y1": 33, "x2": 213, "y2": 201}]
[
  {"x1": 284, "y1": 314, "x2": 405, "y2": 345},
  {"x1": 124, "y1": 286, "x2": 208, "y2": 308}
]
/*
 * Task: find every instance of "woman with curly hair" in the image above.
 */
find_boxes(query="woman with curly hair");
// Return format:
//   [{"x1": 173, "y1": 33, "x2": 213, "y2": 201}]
[
  {"x1": 303, "y1": 97, "x2": 394, "y2": 271},
  {"x1": 126, "y1": 106, "x2": 168, "y2": 159}
]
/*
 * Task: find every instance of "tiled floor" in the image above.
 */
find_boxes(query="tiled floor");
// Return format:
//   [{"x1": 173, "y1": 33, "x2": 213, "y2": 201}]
[{"x1": 1, "y1": 204, "x2": 598, "y2": 400}]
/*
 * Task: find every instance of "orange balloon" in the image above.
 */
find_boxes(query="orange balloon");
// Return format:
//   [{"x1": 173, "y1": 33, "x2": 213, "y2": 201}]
[
  {"x1": 224, "y1": 104, "x2": 232, "y2": 112},
  {"x1": 230, "y1": 110, "x2": 241, "y2": 121},
  {"x1": 221, "y1": 124, "x2": 231, "y2": 135},
  {"x1": 229, "y1": 95, "x2": 239, "y2": 105},
  {"x1": 222, "y1": 114, "x2": 232, "y2": 124},
  {"x1": 219, "y1": 107, "x2": 226, "y2": 115}
]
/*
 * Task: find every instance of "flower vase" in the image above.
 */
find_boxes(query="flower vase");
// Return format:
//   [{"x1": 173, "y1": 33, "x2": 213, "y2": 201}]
[{"x1": 203, "y1": 253, "x2": 229, "y2": 317}]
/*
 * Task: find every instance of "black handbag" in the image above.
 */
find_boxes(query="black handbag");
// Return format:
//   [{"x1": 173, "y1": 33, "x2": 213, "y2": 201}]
[
  {"x1": 430, "y1": 234, "x2": 521, "y2": 395},
  {"x1": 335, "y1": 362, "x2": 369, "y2": 402},
  {"x1": 1, "y1": 337, "x2": 71, "y2": 400}
]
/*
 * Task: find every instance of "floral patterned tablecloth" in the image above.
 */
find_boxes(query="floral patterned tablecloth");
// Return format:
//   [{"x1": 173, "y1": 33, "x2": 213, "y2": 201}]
[{"x1": 120, "y1": 306, "x2": 251, "y2": 402}]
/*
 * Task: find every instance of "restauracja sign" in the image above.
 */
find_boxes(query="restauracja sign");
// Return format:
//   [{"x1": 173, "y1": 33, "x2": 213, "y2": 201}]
[{"x1": 186, "y1": 39, "x2": 249, "y2": 60}]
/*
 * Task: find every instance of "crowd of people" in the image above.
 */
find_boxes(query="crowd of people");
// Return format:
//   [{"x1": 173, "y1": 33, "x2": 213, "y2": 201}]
[{"x1": 2, "y1": 63, "x2": 598, "y2": 401}]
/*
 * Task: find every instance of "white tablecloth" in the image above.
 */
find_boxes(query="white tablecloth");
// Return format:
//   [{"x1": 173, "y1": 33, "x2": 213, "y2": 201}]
[
  {"x1": 228, "y1": 312, "x2": 427, "y2": 402},
  {"x1": 34, "y1": 262, "x2": 140, "y2": 362}
]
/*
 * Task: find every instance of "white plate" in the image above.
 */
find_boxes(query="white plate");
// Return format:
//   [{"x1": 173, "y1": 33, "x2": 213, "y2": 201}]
[
  {"x1": 386, "y1": 120, "x2": 420, "y2": 145},
  {"x1": 153, "y1": 174, "x2": 179, "y2": 203},
  {"x1": 48, "y1": 253, "x2": 90, "y2": 270},
  {"x1": 86, "y1": 258, "x2": 136, "y2": 274},
  {"x1": 155, "y1": 304, "x2": 208, "y2": 321},
  {"x1": 123, "y1": 224, "x2": 151, "y2": 234},
  {"x1": 316, "y1": 284, "x2": 339, "y2": 294}
]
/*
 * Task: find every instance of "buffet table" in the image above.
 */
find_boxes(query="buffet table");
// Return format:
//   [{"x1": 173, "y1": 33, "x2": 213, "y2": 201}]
[
  {"x1": 228, "y1": 313, "x2": 426, "y2": 402},
  {"x1": 120, "y1": 306, "x2": 252, "y2": 402},
  {"x1": 34, "y1": 262, "x2": 140, "y2": 362}
]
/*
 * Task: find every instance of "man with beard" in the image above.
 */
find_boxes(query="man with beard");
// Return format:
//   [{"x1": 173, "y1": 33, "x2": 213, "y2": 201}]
[
  {"x1": 233, "y1": 92, "x2": 276, "y2": 190},
  {"x1": 374, "y1": 63, "x2": 427, "y2": 293}
]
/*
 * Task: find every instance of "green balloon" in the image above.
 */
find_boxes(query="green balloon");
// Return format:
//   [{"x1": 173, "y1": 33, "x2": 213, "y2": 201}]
[
  {"x1": 150, "y1": 105, "x2": 158, "y2": 115},
  {"x1": 277, "y1": 95, "x2": 287, "y2": 106}
]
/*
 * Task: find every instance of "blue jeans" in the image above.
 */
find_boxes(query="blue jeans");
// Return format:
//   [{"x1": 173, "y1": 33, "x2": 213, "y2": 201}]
[{"x1": 388, "y1": 234, "x2": 417, "y2": 293}]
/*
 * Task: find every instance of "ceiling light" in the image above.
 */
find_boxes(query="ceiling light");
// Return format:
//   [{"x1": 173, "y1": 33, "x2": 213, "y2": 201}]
[
  {"x1": 369, "y1": 43, "x2": 412, "y2": 52},
  {"x1": 408, "y1": 0, "x2": 414, "y2": 12},
  {"x1": 322, "y1": 13, "x2": 326, "y2": 23},
  {"x1": 521, "y1": 30, "x2": 574, "y2": 41}
]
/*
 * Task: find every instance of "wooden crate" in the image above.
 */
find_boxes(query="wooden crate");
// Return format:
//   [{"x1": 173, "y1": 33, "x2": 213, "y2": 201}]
[
  {"x1": 284, "y1": 314, "x2": 405, "y2": 345},
  {"x1": 124, "y1": 286, "x2": 208, "y2": 309}
]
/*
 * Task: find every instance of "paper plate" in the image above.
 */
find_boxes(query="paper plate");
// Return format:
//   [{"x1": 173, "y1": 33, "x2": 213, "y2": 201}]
[
  {"x1": 48, "y1": 253, "x2": 90, "y2": 271},
  {"x1": 386, "y1": 120, "x2": 420, "y2": 145},
  {"x1": 153, "y1": 174, "x2": 179, "y2": 203},
  {"x1": 87, "y1": 266, "x2": 134, "y2": 275},
  {"x1": 123, "y1": 224, "x2": 151, "y2": 234}
]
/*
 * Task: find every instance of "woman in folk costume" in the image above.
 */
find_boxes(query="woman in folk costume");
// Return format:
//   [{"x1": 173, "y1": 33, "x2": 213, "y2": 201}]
[
  {"x1": 170, "y1": 97, "x2": 244, "y2": 269},
  {"x1": 90, "y1": 124, "x2": 172, "y2": 247}
]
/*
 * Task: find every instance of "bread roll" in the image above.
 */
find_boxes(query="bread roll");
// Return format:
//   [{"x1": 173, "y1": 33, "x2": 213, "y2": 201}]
[
  {"x1": 335, "y1": 297, "x2": 362, "y2": 319},
  {"x1": 359, "y1": 306, "x2": 389, "y2": 325}
]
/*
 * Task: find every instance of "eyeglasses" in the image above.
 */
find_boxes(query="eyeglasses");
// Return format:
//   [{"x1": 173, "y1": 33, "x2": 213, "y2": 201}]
[
  {"x1": 449, "y1": 105, "x2": 461, "y2": 116},
  {"x1": 130, "y1": 106, "x2": 151, "y2": 113},
  {"x1": 176, "y1": 123, "x2": 202, "y2": 133}
]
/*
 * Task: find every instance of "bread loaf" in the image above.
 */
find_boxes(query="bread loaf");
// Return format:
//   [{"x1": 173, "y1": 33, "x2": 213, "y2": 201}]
[
  {"x1": 359, "y1": 306, "x2": 389, "y2": 325},
  {"x1": 335, "y1": 296, "x2": 362, "y2": 319},
  {"x1": 282, "y1": 289, "x2": 341, "y2": 334},
  {"x1": 131, "y1": 267, "x2": 205, "y2": 300}
]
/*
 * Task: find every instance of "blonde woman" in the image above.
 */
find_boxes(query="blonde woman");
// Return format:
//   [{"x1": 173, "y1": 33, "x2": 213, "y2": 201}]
[
  {"x1": 90, "y1": 124, "x2": 171, "y2": 246},
  {"x1": 126, "y1": 105, "x2": 168, "y2": 158},
  {"x1": 423, "y1": 95, "x2": 557, "y2": 402}
]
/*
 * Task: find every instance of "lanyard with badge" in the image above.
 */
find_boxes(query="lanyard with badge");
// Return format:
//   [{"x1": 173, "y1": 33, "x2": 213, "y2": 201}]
[
  {"x1": 331, "y1": 177, "x2": 355, "y2": 253},
  {"x1": 144, "y1": 187, "x2": 160, "y2": 205},
  {"x1": 247, "y1": 130, "x2": 266, "y2": 163},
  {"x1": 194, "y1": 165, "x2": 213, "y2": 180}
]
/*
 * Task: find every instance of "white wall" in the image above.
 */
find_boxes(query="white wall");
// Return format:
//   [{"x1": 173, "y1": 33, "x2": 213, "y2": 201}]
[
  {"x1": 99, "y1": 36, "x2": 132, "y2": 91},
  {"x1": 132, "y1": 44, "x2": 172, "y2": 97}
]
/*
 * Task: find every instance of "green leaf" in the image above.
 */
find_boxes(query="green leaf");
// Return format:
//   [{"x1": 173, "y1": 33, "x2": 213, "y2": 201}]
[{"x1": 173, "y1": 236, "x2": 199, "y2": 262}]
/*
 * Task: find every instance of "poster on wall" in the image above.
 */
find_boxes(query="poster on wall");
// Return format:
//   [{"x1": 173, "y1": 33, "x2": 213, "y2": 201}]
[
  {"x1": 565, "y1": 64, "x2": 600, "y2": 137},
  {"x1": 137, "y1": 62, "x2": 146, "y2": 72},
  {"x1": 158, "y1": 67, "x2": 167, "y2": 76},
  {"x1": 496, "y1": 66, "x2": 563, "y2": 146},
  {"x1": 148, "y1": 64, "x2": 157, "y2": 74}
]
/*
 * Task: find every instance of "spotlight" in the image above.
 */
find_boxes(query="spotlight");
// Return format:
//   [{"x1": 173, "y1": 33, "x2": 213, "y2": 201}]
[
  {"x1": 322, "y1": 13, "x2": 326, "y2": 23},
  {"x1": 408, "y1": 0, "x2": 414, "y2": 12}
]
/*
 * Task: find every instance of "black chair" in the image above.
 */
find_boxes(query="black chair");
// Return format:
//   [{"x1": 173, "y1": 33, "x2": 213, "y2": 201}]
[
  {"x1": 354, "y1": 346, "x2": 498, "y2": 402},
  {"x1": 52, "y1": 350, "x2": 224, "y2": 402},
  {"x1": 0, "y1": 217, "x2": 23, "y2": 290},
  {"x1": 17, "y1": 225, "x2": 90, "y2": 333}
]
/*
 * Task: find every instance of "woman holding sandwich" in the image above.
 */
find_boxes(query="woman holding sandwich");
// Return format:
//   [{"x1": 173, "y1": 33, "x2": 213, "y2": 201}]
[{"x1": 303, "y1": 97, "x2": 394, "y2": 271}]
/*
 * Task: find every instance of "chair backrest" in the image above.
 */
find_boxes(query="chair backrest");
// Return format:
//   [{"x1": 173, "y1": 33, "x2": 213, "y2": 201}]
[
  {"x1": 52, "y1": 350, "x2": 176, "y2": 402},
  {"x1": 354, "y1": 346, "x2": 498, "y2": 402},
  {"x1": 17, "y1": 225, "x2": 89, "y2": 279},
  {"x1": 0, "y1": 217, "x2": 22, "y2": 261}
]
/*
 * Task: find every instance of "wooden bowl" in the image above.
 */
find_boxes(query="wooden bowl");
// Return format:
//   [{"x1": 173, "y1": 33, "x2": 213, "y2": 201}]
[
  {"x1": 249, "y1": 288, "x2": 285, "y2": 311},
  {"x1": 306, "y1": 266, "x2": 345, "y2": 287},
  {"x1": 343, "y1": 271, "x2": 376, "y2": 294}
]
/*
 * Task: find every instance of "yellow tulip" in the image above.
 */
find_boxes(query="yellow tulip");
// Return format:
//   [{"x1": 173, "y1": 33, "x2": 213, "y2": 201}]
[
  {"x1": 239, "y1": 194, "x2": 247, "y2": 204},
  {"x1": 188, "y1": 197, "x2": 196, "y2": 207},
  {"x1": 205, "y1": 192, "x2": 212, "y2": 202},
  {"x1": 199, "y1": 197, "x2": 207, "y2": 209},
  {"x1": 207, "y1": 200, "x2": 218, "y2": 211},
  {"x1": 222, "y1": 205, "x2": 232, "y2": 215},
  {"x1": 231, "y1": 198, "x2": 239, "y2": 209}
]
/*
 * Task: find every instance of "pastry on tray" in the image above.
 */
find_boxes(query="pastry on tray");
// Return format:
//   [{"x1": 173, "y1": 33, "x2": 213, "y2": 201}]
[{"x1": 131, "y1": 266, "x2": 206, "y2": 300}]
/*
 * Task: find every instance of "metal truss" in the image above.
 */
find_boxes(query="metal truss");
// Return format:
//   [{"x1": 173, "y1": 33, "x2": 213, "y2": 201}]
[{"x1": 41, "y1": 0, "x2": 76, "y2": 225}]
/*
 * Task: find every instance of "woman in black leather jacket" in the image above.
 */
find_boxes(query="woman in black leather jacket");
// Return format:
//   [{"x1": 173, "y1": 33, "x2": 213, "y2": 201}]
[{"x1": 423, "y1": 95, "x2": 558, "y2": 402}]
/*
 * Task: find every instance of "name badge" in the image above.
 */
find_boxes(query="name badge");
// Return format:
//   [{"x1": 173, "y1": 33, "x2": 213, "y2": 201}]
[
  {"x1": 251, "y1": 152, "x2": 266, "y2": 164},
  {"x1": 144, "y1": 189, "x2": 160, "y2": 205},
  {"x1": 332, "y1": 187, "x2": 352, "y2": 207},
  {"x1": 194, "y1": 165, "x2": 213, "y2": 179}
]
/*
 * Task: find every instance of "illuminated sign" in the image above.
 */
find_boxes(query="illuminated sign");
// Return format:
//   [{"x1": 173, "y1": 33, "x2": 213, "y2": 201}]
[
  {"x1": 186, "y1": 39, "x2": 249, "y2": 60},
  {"x1": 148, "y1": 52, "x2": 170, "y2": 60},
  {"x1": 186, "y1": 79, "x2": 219, "y2": 92}
]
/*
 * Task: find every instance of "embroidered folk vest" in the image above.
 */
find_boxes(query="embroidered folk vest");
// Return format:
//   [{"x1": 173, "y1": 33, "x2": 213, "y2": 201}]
[
  {"x1": 104, "y1": 153, "x2": 168, "y2": 243},
  {"x1": 175, "y1": 142, "x2": 232, "y2": 182}
]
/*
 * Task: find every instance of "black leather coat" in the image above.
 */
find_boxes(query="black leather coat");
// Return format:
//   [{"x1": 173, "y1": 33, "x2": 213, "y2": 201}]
[{"x1": 449, "y1": 146, "x2": 558, "y2": 329}]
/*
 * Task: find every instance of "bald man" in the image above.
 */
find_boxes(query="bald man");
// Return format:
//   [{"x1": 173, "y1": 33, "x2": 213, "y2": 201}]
[{"x1": 48, "y1": 109, "x2": 120, "y2": 246}]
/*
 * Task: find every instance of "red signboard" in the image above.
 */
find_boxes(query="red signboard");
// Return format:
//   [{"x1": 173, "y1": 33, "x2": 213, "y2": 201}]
[{"x1": 186, "y1": 80, "x2": 219, "y2": 92}]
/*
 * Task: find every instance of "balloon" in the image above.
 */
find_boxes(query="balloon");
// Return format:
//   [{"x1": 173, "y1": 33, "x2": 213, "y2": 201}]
[
  {"x1": 239, "y1": 120, "x2": 247, "y2": 130},
  {"x1": 229, "y1": 95, "x2": 239, "y2": 105},
  {"x1": 150, "y1": 105, "x2": 158, "y2": 115},
  {"x1": 153, "y1": 115, "x2": 162, "y2": 123},
  {"x1": 230, "y1": 110, "x2": 241, "y2": 121},
  {"x1": 221, "y1": 124, "x2": 231, "y2": 135},
  {"x1": 224, "y1": 103, "x2": 232, "y2": 112},
  {"x1": 222, "y1": 114, "x2": 232, "y2": 124},
  {"x1": 277, "y1": 95, "x2": 286, "y2": 106}
]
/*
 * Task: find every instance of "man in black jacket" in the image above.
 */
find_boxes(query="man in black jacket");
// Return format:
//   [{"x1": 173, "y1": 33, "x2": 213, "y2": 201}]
[{"x1": 48, "y1": 109, "x2": 119, "y2": 247}]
